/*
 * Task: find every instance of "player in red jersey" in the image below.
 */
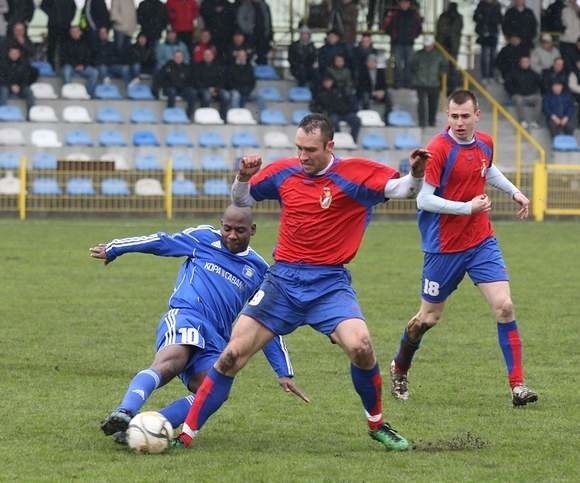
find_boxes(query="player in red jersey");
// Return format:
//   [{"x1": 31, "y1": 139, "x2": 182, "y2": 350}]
[
  {"x1": 390, "y1": 89, "x2": 538, "y2": 407},
  {"x1": 173, "y1": 114, "x2": 428, "y2": 451}
]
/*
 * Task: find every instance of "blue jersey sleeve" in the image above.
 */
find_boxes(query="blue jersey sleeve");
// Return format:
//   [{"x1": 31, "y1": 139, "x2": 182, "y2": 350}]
[{"x1": 261, "y1": 336, "x2": 294, "y2": 378}]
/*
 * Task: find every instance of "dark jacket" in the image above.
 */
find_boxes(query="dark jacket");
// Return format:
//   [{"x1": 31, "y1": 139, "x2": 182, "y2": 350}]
[
  {"x1": 356, "y1": 66, "x2": 387, "y2": 95},
  {"x1": 436, "y1": 6, "x2": 463, "y2": 56},
  {"x1": 502, "y1": 6, "x2": 537, "y2": 49},
  {"x1": 195, "y1": 60, "x2": 225, "y2": 89},
  {"x1": 382, "y1": 7, "x2": 422, "y2": 45},
  {"x1": 226, "y1": 62, "x2": 255, "y2": 96},
  {"x1": 83, "y1": 0, "x2": 111, "y2": 31},
  {"x1": 130, "y1": 42, "x2": 156, "y2": 69},
  {"x1": 542, "y1": 67, "x2": 569, "y2": 92},
  {"x1": 40, "y1": 0, "x2": 77, "y2": 28},
  {"x1": 60, "y1": 36, "x2": 93, "y2": 66},
  {"x1": 200, "y1": 0, "x2": 235, "y2": 51},
  {"x1": 505, "y1": 67, "x2": 543, "y2": 96},
  {"x1": 318, "y1": 41, "x2": 352, "y2": 74},
  {"x1": 473, "y1": 0, "x2": 502, "y2": 46},
  {"x1": 0, "y1": 56, "x2": 38, "y2": 87},
  {"x1": 496, "y1": 43, "x2": 529, "y2": 80},
  {"x1": 94, "y1": 40, "x2": 121, "y2": 66},
  {"x1": 159, "y1": 59, "x2": 194, "y2": 89},
  {"x1": 288, "y1": 40, "x2": 317, "y2": 69},
  {"x1": 311, "y1": 85, "x2": 354, "y2": 116},
  {"x1": 6, "y1": 0, "x2": 35, "y2": 25},
  {"x1": 137, "y1": 0, "x2": 169, "y2": 42},
  {"x1": 5, "y1": 36, "x2": 35, "y2": 62},
  {"x1": 542, "y1": 90, "x2": 575, "y2": 119}
]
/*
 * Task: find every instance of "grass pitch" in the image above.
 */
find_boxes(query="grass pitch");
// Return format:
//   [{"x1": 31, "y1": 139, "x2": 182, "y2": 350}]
[{"x1": 1, "y1": 217, "x2": 578, "y2": 482}]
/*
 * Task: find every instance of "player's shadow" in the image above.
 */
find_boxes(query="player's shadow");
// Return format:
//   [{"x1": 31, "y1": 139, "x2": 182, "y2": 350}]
[{"x1": 411, "y1": 432, "x2": 490, "y2": 452}]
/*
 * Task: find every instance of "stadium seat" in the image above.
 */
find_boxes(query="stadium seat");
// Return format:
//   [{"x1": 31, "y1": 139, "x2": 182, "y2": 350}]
[
  {"x1": 65, "y1": 129, "x2": 93, "y2": 146},
  {"x1": 165, "y1": 130, "x2": 193, "y2": 147},
  {"x1": 0, "y1": 171, "x2": 19, "y2": 195},
  {"x1": 203, "y1": 178, "x2": 229, "y2": 196},
  {"x1": 32, "y1": 177, "x2": 61, "y2": 195},
  {"x1": 130, "y1": 107, "x2": 158, "y2": 124},
  {"x1": 31, "y1": 61, "x2": 56, "y2": 77},
  {"x1": 394, "y1": 132, "x2": 421, "y2": 150},
  {"x1": 100, "y1": 153, "x2": 130, "y2": 170},
  {"x1": 163, "y1": 107, "x2": 190, "y2": 124},
  {"x1": 264, "y1": 131, "x2": 292, "y2": 148},
  {"x1": 133, "y1": 130, "x2": 160, "y2": 147},
  {"x1": 231, "y1": 131, "x2": 260, "y2": 148},
  {"x1": 65, "y1": 152, "x2": 91, "y2": 161},
  {"x1": 288, "y1": 86, "x2": 312, "y2": 103},
  {"x1": 0, "y1": 128, "x2": 25, "y2": 146},
  {"x1": 254, "y1": 64, "x2": 280, "y2": 80},
  {"x1": 361, "y1": 132, "x2": 389, "y2": 150},
  {"x1": 172, "y1": 178, "x2": 198, "y2": 196},
  {"x1": 260, "y1": 108, "x2": 288, "y2": 125},
  {"x1": 66, "y1": 177, "x2": 95, "y2": 195},
  {"x1": 171, "y1": 152, "x2": 196, "y2": 171},
  {"x1": 99, "y1": 130, "x2": 127, "y2": 147},
  {"x1": 201, "y1": 153, "x2": 228, "y2": 171},
  {"x1": 0, "y1": 105, "x2": 25, "y2": 122},
  {"x1": 388, "y1": 110, "x2": 416, "y2": 127},
  {"x1": 0, "y1": 152, "x2": 21, "y2": 169},
  {"x1": 194, "y1": 107, "x2": 224, "y2": 124},
  {"x1": 552, "y1": 134, "x2": 579, "y2": 151},
  {"x1": 29, "y1": 105, "x2": 58, "y2": 122},
  {"x1": 32, "y1": 152, "x2": 58, "y2": 169},
  {"x1": 398, "y1": 158, "x2": 411, "y2": 175},
  {"x1": 127, "y1": 83, "x2": 155, "y2": 100},
  {"x1": 292, "y1": 108, "x2": 311, "y2": 125},
  {"x1": 94, "y1": 84, "x2": 122, "y2": 100},
  {"x1": 198, "y1": 131, "x2": 226, "y2": 148},
  {"x1": 62, "y1": 105, "x2": 92, "y2": 123},
  {"x1": 256, "y1": 86, "x2": 284, "y2": 102},
  {"x1": 96, "y1": 106, "x2": 124, "y2": 123},
  {"x1": 333, "y1": 132, "x2": 357, "y2": 150},
  {"x1": 135, "y1": 153, "x2": 163, "y2": 170},
  {"x1": 101, "y1": 177, "x2": 130, "y2": 196},
  {"x1": 135, "y1": 178, "x2": 164, "y2": 195},
  {"x1": 357, "y1": 110, "x2": 386, "y2": 127},
  {"x1": 61, "y1": 83, "x2": 90, "y2": 100},
  {"x1": 227, "y1": 108, "x2": 257, "y2": 125},
  {"x1": 31, "y1": 129, "x2": 61, "y2": 147},
  {"x1": 30, "y1": 82, "x2": 58, "y2": 99}
]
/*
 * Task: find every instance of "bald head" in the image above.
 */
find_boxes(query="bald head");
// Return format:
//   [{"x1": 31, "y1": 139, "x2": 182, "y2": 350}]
[{"x1": 220, "y1": 205, "x2": 256, "y2": 253}]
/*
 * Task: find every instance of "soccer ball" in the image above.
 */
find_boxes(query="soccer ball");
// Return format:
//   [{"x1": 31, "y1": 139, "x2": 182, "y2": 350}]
[{"x1": 126, "y1": 411, "x2": 173, "y2": 454}]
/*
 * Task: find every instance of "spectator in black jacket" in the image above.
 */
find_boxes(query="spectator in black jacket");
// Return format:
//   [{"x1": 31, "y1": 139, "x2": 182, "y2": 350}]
[
  {"x1": 252, "y1": 0, "x2": 273, "y2": 65},
  {"x1": 201, "y1": 0, "x2": 235, "y2": 55},
  {"x1": 318, "y1": 29, "x2": 353, "y2": 75},
  {"x1": 496, "y1": 35, "x2": 528, "y2": 82},
  {"x1": 83, "y1": 0, "x2": 111, "y2": 52},
  {"x1": 0, "y1": 46, "x2": 37, "y2": 112},
  {"x1": 353, "y1": 32, "x2": 378, "y2": 74},
  {"x1": 542, "y1": 57, "x2": 569, "y2": 92},
  {"x1": 505, "y1": 56, "x2": 544, "y2": 129},
  {"x1": 94, "y1": 27, "x2": 130, "y2": 86},
  {"x1": 223, "y1": 30, "x2": 253, "y2": 64},
  {"x1": 159, "y1": 49, "x2": 196, "y2": 118},
  {"x1": 288, "y1": 26, "x2": 317, "y2": 87},
  {"x1": 6, "y1": 0, "x2": 34, "y2": 26},
  {"x1": 227, "y1": 48, "x2": 256, "y2": 108},
  {"x1": 195, "y1": 48, "x2": 231, "y2": 120},
  {"x1": 542, "y1": 80, "x2": 576, "y2": 136},
  {"x1": 502, "y1": 0, "x2": 538, "y2": 51},
  {"x1": 6, "y1": 22, "x2": 35, "y2": 61},
  {"x1": 40, "y1": 0, "x2": 76, "y2": 69},
  {"x1": 60, "y1": 26, "x2": 99, "y2": 97},
  {"x1": 129, "y1": 33, "x2": 156, "y2": 82},
  {"x1": 474, "y1": 0, "x2": 503, "y2": 82},
  {"x1": 356, "y1": 54, "x2": 392, "y2": 122},
  {"x1": 137, "y1": 0, "x2": 169, "y2": 45}
]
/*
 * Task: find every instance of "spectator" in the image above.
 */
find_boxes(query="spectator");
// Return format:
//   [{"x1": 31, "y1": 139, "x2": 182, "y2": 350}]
[
  {"x1": 353, "y1": 32, "x2": 378, "y2": 73},
  {"x1": 531, "y1": 33, "x2": 561, "y2": 75},
  {"x1": 0, "y1": 0, "x2": 8, "y2": 47},
  {"x1": 0, "y1": 46, "x2": 37, "y2": 113},
  {"x1": 158, "y1": 49, "x2": 196, "y2": 119},
  {"x1": 318, "y1": 29, "x2": 352, "y2": 76},
  {"x1": 567, "y1": 59, "x2": 580, "y2": 120},
  {"x1": 310, "y1": 74, "x2": 361, "y2": 142},
  {"x1": 504, "y1": 56, "x2": 543, "y2": 129},
  {"x1": 224, "y1": 30, "x2": 253, "y2": 64},
  {"x1": 227, "y1": 48, "x2": 256, "y2": 108},
  {"x1": 542, "y1": 0, "x2": 565, "y2": 33},
  {"x1": 137, "y1": 0, "x2": 169, "y2": 45},
  {"x1": 110, "y1": 0, "x2": 137, "y2": 54},
  {"x1": 435, "y1": 1, "x2": 462, "y2": 93},
  {"x1": 332, "y1": 0, "x2": 359, "y2": 45},
  {"x1": 252, "y1": 0, "x2": 273, "y2": 65},
  {"x1": 129, "y1": 33, "x2": 156, "y2": 82},
  {"x1": 6, "y1": 0, "x2": 34, "y2": 27},
  {"x1": 542, "y1": 80, "x2": 576, "y2": 136},
  {"x1": 60, "y1": 25, "x2": 99, "y2": 97},
  {"x1": 326, "y1": 53, "x2": 354, "y2": 96},
  {"x1": 6, "y1": 22, "x2": 35, "y2": 62},
  {"x1": 155, "y1": 29, "x2": 189, "y2": 69},
  {"x1": 94, "y1": 27, "x2": 130, "y2": 86},
  {"x1": 192, "y1": 29, "x2": 217, "y2": 64},
  {"x1": 355, "y1": 53, "x2": 392, "y2": 122},
  {"x1": 83, "y1": 0, "x2": 110, "y2": 52},
  {"x1": 382, "y1": 0, "x2": 422, "y2": 88},
  {"x1": 166, "y1": 0, "x2": 199, "y2": 53},
  {"x1": 40, "y1": 0, "x2": 77, "y2": 69},
  {"x1": 200, "y1": 0, "x2": 235, "y2": 55},
  {"x1": 558, "y1": 0, "x2": 580, "y2": 73},
  {"x1": 473, "y1": 0, "x2": 502, "y2": 83},
  {"x1": 502, "y1": 0, "x2": 537, "y2": 51},
  {"x1": 542, "y1": 57, "x2": 569, "y2": 92},
  {"x1": 496, "y1": 35, "x2": 528, "y2": 82},
  {"x1": 195, "y1": 48, "x2": 231, "y2": 121},
  {"x1": 411, "y1": 35, "x2": 447, "y2": 127},
  {"x1": 288, "y1": 25, "x2": 317, "y2": 87}
]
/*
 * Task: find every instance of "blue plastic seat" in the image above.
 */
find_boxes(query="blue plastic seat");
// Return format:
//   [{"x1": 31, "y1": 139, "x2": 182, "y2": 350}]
[
  {"x1": 130, "y1": 107, "x2": 158, "y2": 124},
  {"x1": 96, "y1": 106, "x2": 123, "y2": 124},
  {"x1": 398, "y1": 158, "x2": 411, "y2": 175},
  {"x1": 66, "y1": 177, "x2": 95, "y2": 195},
  {"x1": 203, "y1": 178, "x2": 230, "y2": 196},
  {"x1": 198, "y1": 131, "x2": 226, "y2": 148},
  {"x1": 100, "y1": 130, "x2": 127, "y2": 147},
  {"x1": 361, "y1": 133, "x2": 389, "y2": 150},
  {"x1": 101, "y1": 177, "x2": 130, "y2": 195},
  {"x1": 260, "y1": 108, "x2": 288, "y2": 125},
  {"x1": 94, "y1": 84, "x2": 122, "y2": 100},
  {"x1": 163, "y1": 107, "x2": 190, "y2": 124},
  {"x1": 172, "y1": 178, "x2": 198, "y2": 196},
  {"x1": 32, "y1": 177, "x2": 61, "y2": 195},
  {"x1": 65, "y1": 129, "x2": 93, "y2": 146},
  {"x1": 32, "y1": 152, "x2": 58, "y2": 170},
  {"x1": 288, "y1": 86, "x2": 312, "y2": 102},
  {"x1": 553, "y1": 134, "x2": 579, "y2": 151},
  {"x1": 135, "y1": 153, "x2": 163, "y2": 170},
  {"x1": 133, "y1": 130, "x2": 160, "y2": 147},
  {"x1": 0, "y1": 152, "x2": 21, "y2": 169},
  {"x1": 165, "y1": 130, "x2": 193, "y2": 147},
  {"x1": 31, "y1": 60, "x2": 56, "y2": 77},
  {"x1": 292, "y1": 108, "x2": 311, "y2": 125},
  {"x1": 0, "y1": 105, "x2": 25, "y2": 122},
  {"x1": 394, "y1": 132, "x2": 421, "y2": 150},
  {"x1": 257, "y1": 86, "x2": 284, "y2": 102},
  {"x1": 231, "y1": 131, "x2": 260, "y2": 148},
  {"x1": 388, "y1": 110, "x2": 416, "y2": 127},
  {"x1": 127, "y1": 83, "x2": 155, "y2": 100},
  {"x1": 201, "y1": 153, "x2": 228, "y2": 171},
  {"x1": 254, "y1": 64, "x2": 279, "y2": 80},
  {"x1": 172, "y1": 152, "x2": 195, "y2": 170}
]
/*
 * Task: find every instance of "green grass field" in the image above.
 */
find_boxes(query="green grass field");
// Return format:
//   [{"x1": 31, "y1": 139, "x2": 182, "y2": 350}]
[{"x1": 1, "y1": 217, "x2": 579, "y2": 482}]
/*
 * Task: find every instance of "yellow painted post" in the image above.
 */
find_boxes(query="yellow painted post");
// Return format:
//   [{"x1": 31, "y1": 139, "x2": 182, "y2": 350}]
[
  {"x1": 440, "y1": 74, "x2": 447, "y2": 111},
  {"x1": 462, "y1": 72, "x2": 468, "y2": 89},
  {"x1": 165, "y1": 157, "x2": 173, "y2": 220},
  {"x1": 515, "y1": 130, "x2": 522, "y2": 188},
  {"x1": 532, "y1": 162, "x2": 547, "y2": 221},
  {"x1": 492, "y1": 105, "x2": 498, "y2": 162},
  {"x1": 18, "y1": 156, "x2": 27, "y2": 220}
]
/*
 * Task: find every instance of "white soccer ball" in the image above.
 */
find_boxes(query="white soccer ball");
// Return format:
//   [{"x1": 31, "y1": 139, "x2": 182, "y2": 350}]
[{"x1": 126, "y1": 411, "x2": 173, "y2": 454}]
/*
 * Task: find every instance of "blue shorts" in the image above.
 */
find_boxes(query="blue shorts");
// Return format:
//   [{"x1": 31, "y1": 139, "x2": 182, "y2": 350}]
[
  {"x1": 241, "y1": 262, "x2": 365, "y2": 336},
  {"x1": 155, "y1": 308, "x2": 227, "y2": 388},
  {"x1": 421, "y1": 237, "x2": 509, "y2": 303}
]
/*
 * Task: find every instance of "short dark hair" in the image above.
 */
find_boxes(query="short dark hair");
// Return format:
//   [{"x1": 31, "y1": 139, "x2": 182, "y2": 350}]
[
  {"x1": 298, "y1": 114, "x2": 334, "y2": 144},
  {"x1": 448, "y1": 89, "x2": 478, "y2": 108}
]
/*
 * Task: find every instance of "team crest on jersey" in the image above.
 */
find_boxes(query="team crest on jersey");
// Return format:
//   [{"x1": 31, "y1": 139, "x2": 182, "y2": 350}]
[
  {"x1": 242, "y1": 265, "x2": 255, "y2": 278},
  {"x1": 480, "y1": 158, "x2": 488, "y2": 177},
  {"x1": 319, "y1": 187, "x2": 332, "y2": 209}
]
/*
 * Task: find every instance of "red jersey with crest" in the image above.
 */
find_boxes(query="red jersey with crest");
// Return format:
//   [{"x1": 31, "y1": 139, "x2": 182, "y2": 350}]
[
  {"x1": 418, "y1": 130, "x2": 495, "y2": 254},
  {"x1": 249, "y1": 157, "x2": 399, "y2": 265}
]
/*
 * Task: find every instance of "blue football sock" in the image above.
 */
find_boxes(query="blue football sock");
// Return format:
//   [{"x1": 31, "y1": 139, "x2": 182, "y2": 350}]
[
  {"x1": 159, "y1": 394, "x2": 195, "y2": 428},
  {"x1": 118, "y1": 368, "x2": 161, "y2": 415},
  {"x1": 394, "y1": 328, "x2": 421, "y2": 373},
  {"x1": 351, "y1": 363, "x2": 383, "y2": 430}
]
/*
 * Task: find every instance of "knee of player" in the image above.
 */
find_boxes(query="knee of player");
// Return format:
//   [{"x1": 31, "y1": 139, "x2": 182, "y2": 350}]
[
  {"x1": 494, "y1": 298, "x2": 515, "y2": 321},
  {"x1": 349, "y1": 336, "x2": 374, "y2": 364}
]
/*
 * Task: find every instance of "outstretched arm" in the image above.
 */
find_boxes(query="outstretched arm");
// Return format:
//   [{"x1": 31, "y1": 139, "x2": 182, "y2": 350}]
[
  {"x1": 417, "y1": 181, "x2": 492, "y2": 215},
  {"x1": 384, "y1": 149, "x2": 429, "y2": 199}
]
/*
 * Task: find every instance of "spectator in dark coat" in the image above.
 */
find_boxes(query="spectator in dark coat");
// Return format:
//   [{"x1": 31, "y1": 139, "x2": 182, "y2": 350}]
[
  {"x1": 0, "y1": 46, "x2": 37, "y2": 111},
  {"x1": 40, "y1": 0, "x2": 77, "y2": 69},
  {"x1": 326, "y1": 53, "x2": 354, "y2": 96},
  {"x1": 227, "y1": 49, "x2": 256, "y2": 107},
  {"x1": 137, "y1": 0, "x2": 169, "y2": 45},
  {"x1": 200, "y1": 0, "x2": 235, "y2": 55},
  {"x1": 318, "y1": 29, "x2": 353, "y2": 75},
  {"x1": 83, "y1": 0, "x2": 110, "y2": 52},
  {"x1": 355, "y1": 53, "x2": 392, "y2": 122},
  {"x1": 159, "y1": 49, "x2": 196, "y2": 118},
  {"x1": 502, "y1": 0, "x2": 537, "y2": 51},
  {"x1": 496, "y1": 35, "x2": 528, "y2": 81},
  {"x1": 94, "y1": 27, "x2": 130, "y2": 85},
  {"x1": 474, "y1": 0, "x2": 502, "y2": 82},
  {"x1": 542, "y1": 57, "x2": 569, "y2": 92},
  {"x1": 194, "y1": 48, "x2": 231, "y2": 120},
  {"x1": 129, "y1": 33, "x2": 156, "y2": 81},
  {"x1": 288, "y1": 26, "x2": 317, "y2": 87},
  {"x1": 6, "y1": 22, "x2": 35, "y2": 61},
  {"x1": 353, "y1": 32, "x2": 378, "y2": 74},
  {"x1": 166, "y1": 0, "x2": 199, "y2": 53},
  {"x1": 6, "y1": 0, "x2": 34, "y2": 26},
  {"x1": 224, "y1": 30, "x2": 253, "y2": 64},
  {"x1": 60, "y1": 25, "x2": 99, "y2": 97},
  {"x1": 504, "y1": 56, "x2": 544, "y2": 129},
  {"x1": 435, "y1": 1, "x2": 462, "y2": 92},
  {"x1": 542, "y1": 80, "x2": 576, "y2": 136},
  {"x1": 252, "y1": 0, "x2": 273, "y2": 65}
]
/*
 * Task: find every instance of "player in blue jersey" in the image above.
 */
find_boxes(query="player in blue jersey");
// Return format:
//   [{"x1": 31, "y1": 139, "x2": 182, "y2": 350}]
[{"x1": 91, "y1": 205, "x2": 308, "y2": 443}]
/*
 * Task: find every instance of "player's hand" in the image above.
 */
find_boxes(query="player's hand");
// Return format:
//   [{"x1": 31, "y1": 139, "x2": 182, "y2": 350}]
[
  {"x1": 278, "y1": 376, "x2": 310, "y2": 404},
  {"x1": 238, "y1": 155, "x2": 262, "y2": 182},
  {"x1": 471, "y1": 194, "x2": 492, "y2": 214},
  {"x1": 513, "y1": 192, "x2": 529, "y2": 219},
  {"x1": 408, "y1": 149, "x2": 430, "y2": 178},
  {"x1": 89, "y1": 243, "x2": 111, "y2": 265}
]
